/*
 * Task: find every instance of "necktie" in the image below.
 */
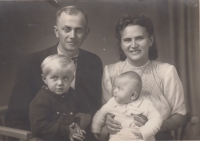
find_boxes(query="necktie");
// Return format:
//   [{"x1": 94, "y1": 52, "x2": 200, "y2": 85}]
[{"x1": 71, "y1": 57, "x2": 78, "y2": 65}]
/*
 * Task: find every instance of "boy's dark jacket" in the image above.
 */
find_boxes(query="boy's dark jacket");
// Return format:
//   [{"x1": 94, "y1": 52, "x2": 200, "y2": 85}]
[
  {"x1": 5, "y1": 44, "x2": 103, "y2": 140},
  {"x1": 30, "y1": 87, "x2": 80, "y2": 141}
]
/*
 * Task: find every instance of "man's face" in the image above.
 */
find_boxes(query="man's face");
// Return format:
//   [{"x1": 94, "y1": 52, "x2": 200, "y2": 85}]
[{"x1": 54, "y1": 12, "x2": 89, "y2": 54}]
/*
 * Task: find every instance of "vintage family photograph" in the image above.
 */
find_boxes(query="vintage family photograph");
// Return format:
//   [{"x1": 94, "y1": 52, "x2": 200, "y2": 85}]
[{"x1": 0, "y1": 0, "x2": 199, "y2": 141}]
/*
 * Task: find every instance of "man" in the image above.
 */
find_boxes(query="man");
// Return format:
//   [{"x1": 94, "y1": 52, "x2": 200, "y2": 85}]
[{"x1": 5, "y1": 5, "x2": 103, "y2": 141}]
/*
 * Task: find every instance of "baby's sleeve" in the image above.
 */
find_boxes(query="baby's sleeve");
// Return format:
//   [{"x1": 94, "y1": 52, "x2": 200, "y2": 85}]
[
  {"x1": 139, "y1": 101, "x2": 163, "y2": 140},
  {"x1": 91, "y1": 98, "x2": 114, "y2": 133}
]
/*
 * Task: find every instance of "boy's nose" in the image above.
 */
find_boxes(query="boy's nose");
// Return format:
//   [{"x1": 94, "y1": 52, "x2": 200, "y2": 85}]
[{"x1": 57, "y1": 79, "x2": 63, "y2": 85}]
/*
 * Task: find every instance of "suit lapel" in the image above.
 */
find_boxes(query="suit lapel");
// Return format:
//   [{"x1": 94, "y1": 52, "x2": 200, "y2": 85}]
[{"x1": 75, "y1": 49, "x2": 86, "y2": 89}]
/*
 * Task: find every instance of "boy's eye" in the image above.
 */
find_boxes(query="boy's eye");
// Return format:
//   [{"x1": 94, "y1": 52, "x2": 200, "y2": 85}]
[
  {"x1": 51, "y1": 76, "x2": 57, "y2": 80},
  {"x1": 63, "y1": 76, "x2": 68, "y2": 80}
]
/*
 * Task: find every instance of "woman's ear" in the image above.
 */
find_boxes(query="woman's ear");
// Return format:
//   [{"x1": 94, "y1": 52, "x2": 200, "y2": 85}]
[
  {"x1": 149, "y1": 35, "x2": 154, "y2": 46},
  {"x1": 41, "y1": 74, "x2": 47, "y2": 84}
]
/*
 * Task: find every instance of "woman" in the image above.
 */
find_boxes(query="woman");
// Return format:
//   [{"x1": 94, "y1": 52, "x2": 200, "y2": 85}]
[{"x1": 102, "y1": 14, "x2": 187, "y2": 140}]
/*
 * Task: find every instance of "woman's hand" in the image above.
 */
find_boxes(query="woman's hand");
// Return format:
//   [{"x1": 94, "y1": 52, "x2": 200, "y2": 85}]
[
  {"x1": 105, "y1": 113, "x2": 122, "y2": 134},
  {"x1": 134, "y1": 114, "x2": 148, "y2": 127}
]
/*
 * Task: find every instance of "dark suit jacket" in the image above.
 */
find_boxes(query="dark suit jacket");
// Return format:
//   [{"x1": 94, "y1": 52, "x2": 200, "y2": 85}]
[{"x1": 5, "y1": 44, "x2": 103, "y2": 134}]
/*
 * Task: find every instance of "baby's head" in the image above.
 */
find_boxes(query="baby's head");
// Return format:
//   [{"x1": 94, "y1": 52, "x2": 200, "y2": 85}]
[
  {"x1": 41, "y1": 54, "x2": 75, "y2": 95},
  {"x1": 113, "y1": 71, "x2": 142, "y2": 104}
]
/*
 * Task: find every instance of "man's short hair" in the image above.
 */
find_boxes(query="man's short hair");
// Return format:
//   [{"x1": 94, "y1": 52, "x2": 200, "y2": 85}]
[
  {"x1": 41, "y1": 54, "x2": 75, "y2": 76},
  {"x1": 56, "y1": 5, "x2": 88, "y2": 27}
]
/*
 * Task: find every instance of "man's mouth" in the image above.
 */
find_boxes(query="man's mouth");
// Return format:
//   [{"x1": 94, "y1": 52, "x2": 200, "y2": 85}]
[{"x1": 67, "y1": 41, "x2": 78, "y2": 45}]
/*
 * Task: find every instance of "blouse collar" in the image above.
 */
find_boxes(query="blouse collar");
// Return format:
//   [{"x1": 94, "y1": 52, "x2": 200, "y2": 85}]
[{"x1": 126, "y1": 59, "x2": 150, "y2": 69}]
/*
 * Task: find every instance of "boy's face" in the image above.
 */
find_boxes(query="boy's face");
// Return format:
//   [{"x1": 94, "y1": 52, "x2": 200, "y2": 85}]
[
  {"x1": 113, "y1": 77, "x2": 136, "y2": 104},
  {"x1": 43, "y1": 68, "x2": 74, "y2": 95}
]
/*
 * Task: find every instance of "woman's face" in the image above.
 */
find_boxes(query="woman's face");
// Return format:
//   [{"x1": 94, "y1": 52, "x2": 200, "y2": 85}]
[{"x1": 120, "y1": 25, "x2": 153, "y2": 66}]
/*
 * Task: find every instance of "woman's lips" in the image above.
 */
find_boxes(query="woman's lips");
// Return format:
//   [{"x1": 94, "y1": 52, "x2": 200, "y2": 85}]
[{"x1": 130, "y1": 50, "x2": 141, "y2": 54}]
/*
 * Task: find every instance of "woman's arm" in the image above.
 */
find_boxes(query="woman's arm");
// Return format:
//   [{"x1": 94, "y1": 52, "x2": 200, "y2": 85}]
[
  {"x1": 102, "y1": 65, "x2": 113, "y2": 105},
  {"x1": 160, "y1": 65, "x2": 187, "y2": 132},
  {"x1": 102, "y1": 65, "x2": 122, "y2": 134},
  {"x1": 160, "y1": 113, "x2": 188, "y2": 132}
]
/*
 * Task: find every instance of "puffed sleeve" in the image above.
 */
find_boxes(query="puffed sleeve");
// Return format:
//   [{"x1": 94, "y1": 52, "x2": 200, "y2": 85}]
[
  {"x1": 102, "y1": 65, "x2": 113, "y2": 105},
  {"x1": 163, "y1": 65, "x2": 186, "y2": 115},
  {"x1": 92, "y1": 98, "x2": 114, "y2": 133}
]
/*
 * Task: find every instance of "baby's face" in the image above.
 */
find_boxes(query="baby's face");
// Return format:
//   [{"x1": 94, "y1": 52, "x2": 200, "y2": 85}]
[
  {"x1": 43, "y1": 68, "x2": 74, "y2": 95},
  {"x1": 113, "y1": 77, "x2": 136, "y2": 104}
]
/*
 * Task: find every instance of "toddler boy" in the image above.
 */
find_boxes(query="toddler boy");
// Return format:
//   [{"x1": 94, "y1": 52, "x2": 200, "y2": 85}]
[{"x1": 30, "y1": 54, "x2": 89, "y2": 141}]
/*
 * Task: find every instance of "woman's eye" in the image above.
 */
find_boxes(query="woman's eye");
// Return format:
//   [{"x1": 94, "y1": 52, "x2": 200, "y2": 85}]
[
  {"x1": 136, "y1": 37, "x2": 144, "y2": 41},
  {"x1": 123, "y1": 38, "x2": 131, "y2": 42}
]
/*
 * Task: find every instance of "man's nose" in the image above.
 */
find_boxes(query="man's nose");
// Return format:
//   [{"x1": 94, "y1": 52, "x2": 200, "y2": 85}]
[{"x1": 69, "y1": 30, "x2": 75, "y2": 39}]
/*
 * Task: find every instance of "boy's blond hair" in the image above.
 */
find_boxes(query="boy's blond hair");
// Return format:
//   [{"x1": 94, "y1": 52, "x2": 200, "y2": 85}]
[{"x1": 41, "y1": 54, "x2": 75, "y2": 76}]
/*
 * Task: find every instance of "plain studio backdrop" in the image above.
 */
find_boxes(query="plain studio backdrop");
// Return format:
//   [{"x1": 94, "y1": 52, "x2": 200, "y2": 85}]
[{"x1": 0, "y1": 0, "x2": 199, "y2": 139}]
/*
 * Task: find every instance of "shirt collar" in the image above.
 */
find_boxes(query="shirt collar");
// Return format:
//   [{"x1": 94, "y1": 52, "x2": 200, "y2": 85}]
[{"x1": 57, "y1": 46, "x2": 79, "y2": 58}]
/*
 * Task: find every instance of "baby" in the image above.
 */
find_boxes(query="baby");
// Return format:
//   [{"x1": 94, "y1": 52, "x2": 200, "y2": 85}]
[
  {"x1": 92, "y1": 71, "x2": 163, "y2": 141},
  {"x1": 29, "y1": 54, "x2": 89, "y2": 141}
]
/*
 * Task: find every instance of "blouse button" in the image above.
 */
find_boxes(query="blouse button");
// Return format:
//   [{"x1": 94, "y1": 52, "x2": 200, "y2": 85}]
[
  {"x1": 63, "y1": 113, "x2": 67, "y2": 116},
  {"x1": 56, "y1": 111, "x2": 60, "y2": 114}
]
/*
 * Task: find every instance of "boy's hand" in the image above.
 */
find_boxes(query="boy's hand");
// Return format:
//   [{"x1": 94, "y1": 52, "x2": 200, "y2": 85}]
[
  {"x1": 74, "y1": 123, "x2": 86, "y2": 136},
  {"x1": 75, "y1": 113, "x2": 91, "y2": 129},
  {"x1": 69, "y1": 123, "x2": 85, "y2": 141},
  {"x1": 93, "y1": 133, "x2": 100, "y2": 140}
]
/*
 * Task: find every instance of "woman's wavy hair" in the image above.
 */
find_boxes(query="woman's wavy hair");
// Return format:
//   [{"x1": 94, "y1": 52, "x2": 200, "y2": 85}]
[{"x1": 115, "y1": 14, "x2": 158, "y2": 61}]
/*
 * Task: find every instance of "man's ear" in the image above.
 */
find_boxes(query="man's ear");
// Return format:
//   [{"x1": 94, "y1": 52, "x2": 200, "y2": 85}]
[
  {"x1": 84, "y1": 28, "x2": 90, "y2": 40},
  {"x1": 41, "y1": 74, "x2": 47, "y2": 84},
  {"x1": 54, "y1": 26, "x2": 59, "y2": 38},
  {"x1": 131, "y1": 91, "x2": 138, "y2": 100}
]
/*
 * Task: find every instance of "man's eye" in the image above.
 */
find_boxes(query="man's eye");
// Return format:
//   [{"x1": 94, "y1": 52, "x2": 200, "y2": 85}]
[
  {"x1": 63, "y1": 28, "x2": 70, "y2": 32},
  {"x1": 76, "y1": 28, "x2": 82, "y2": 33}
]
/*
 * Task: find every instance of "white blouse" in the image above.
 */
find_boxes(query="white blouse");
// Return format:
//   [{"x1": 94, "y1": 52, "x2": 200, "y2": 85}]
[{"x1": 102, "y1": 60, "x2": 186, "y2": 120}]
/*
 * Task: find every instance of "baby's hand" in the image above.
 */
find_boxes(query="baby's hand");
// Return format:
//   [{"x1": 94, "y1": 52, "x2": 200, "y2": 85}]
[
  {"x1": 126, "y1": 107, "x2": 143, "y2": 117},
  {"x1": 69, "y1": 123, "x2": 86, "y2": 141},
  {"x1": 131, "y1": 128, "x2": 143, "y2": 139}
]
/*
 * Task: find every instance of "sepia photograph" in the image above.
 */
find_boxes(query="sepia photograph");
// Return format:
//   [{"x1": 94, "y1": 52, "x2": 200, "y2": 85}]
[{"x1": 0, "y1": 0, "x2": 199, "y2": 140}]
